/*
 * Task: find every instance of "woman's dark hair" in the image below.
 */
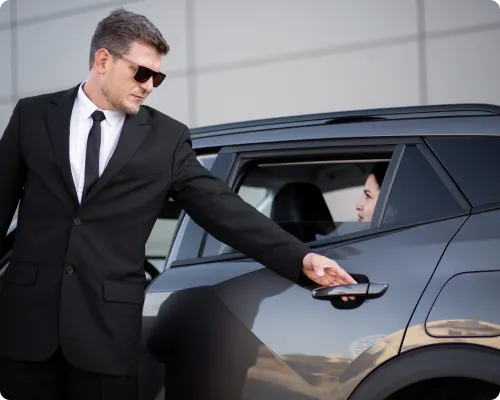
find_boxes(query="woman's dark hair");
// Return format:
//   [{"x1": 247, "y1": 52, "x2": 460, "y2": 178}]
[{"x1": 370, "y1": 162, "x2": 389, "y2": 188}]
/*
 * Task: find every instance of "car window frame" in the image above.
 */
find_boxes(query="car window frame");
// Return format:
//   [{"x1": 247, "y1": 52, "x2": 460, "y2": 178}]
[
  {"x1": 200, "y1": 142, "x2": 396, "y2": 257},
  {"x1": 170, "y1": 135, "x2": 469, "y2": 268},
  {"x1": 371, "y1": 142, "x2": 470, "y2": 227}
]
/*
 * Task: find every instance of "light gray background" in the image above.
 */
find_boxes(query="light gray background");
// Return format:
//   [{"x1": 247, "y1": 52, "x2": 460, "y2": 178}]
[{"x1": 0, "y1": 0, "x2": 499, "y2": 133}]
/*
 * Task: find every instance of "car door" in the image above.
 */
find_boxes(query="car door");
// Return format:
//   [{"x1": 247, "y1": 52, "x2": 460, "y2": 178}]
[{"x1": 146, "y1": 135, "x2": 471, "y2": 400}]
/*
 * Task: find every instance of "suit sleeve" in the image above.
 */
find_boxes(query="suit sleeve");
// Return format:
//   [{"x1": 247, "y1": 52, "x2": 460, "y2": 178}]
[
  {"x1": 0, "y1": 100, "x2": 26, "y2": 256},
  {"x1": 169, "y1": 127, "x2": 312, "y2": 282}
]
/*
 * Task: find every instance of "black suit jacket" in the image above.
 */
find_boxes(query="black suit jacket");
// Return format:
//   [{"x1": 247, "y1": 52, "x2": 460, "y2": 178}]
[{"x1": 0, "y1": 84, "x2": 311, "y2": 376}]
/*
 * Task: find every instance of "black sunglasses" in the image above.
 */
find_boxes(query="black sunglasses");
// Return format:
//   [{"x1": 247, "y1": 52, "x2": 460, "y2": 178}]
[{"x1": 107, "y1": 49, "x2": 166, "y2": 88}]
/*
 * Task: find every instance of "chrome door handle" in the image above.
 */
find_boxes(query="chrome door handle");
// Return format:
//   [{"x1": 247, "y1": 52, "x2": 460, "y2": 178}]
[{"x1": 311, "y1": 282, "x2": 388, "y2": 300}]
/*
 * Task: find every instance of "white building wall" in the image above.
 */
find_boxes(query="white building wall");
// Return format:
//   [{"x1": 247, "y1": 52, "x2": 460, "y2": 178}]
[{"x1": 0, "y1": 0, "x2": 499, "y2": 134}]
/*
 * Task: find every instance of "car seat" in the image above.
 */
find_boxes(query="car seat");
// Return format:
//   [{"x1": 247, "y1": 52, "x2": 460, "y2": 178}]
[{"x1": 270, "y1": 182, "x2": 335, "y2": 243}]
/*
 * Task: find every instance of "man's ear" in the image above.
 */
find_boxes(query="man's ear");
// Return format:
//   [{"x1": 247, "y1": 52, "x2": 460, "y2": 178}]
[{"x1": 94, "y1": 49, "x2": 112, "y2": 75}]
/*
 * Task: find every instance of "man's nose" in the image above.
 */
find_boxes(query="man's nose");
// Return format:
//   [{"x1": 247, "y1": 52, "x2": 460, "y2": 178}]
[{"x1": 140, "y1": 77, "x2": 154, "y2": 94}]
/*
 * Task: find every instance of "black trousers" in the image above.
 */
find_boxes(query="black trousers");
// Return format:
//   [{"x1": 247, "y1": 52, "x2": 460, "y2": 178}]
[{"x1": 0, "y1": 348, "x2": 138, "y2": 400}]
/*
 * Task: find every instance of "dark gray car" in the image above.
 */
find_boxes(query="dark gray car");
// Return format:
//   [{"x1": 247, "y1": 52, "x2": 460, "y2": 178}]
[{"x1": 3, "y1": 104, "x2": 500, "y2": 400}]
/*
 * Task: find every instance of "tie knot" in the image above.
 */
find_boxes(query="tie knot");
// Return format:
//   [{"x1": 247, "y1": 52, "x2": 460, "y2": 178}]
[{"x1": 91, "y1": 110, "x2": 106, "y2": 123}]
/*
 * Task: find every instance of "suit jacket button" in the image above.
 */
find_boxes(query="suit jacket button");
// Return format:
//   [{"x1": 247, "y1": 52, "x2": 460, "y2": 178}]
[
  {"x1": 66, "y1": 266, "x2": 74, "y2": 274},
  {"x1": 73, "y1": 218, "x2": 81, "y2": 226}
]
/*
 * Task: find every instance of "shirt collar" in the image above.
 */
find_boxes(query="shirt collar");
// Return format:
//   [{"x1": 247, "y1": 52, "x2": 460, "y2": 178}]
[{"x1": 77, "y1": 81, "x2": 125, "y2": 128}]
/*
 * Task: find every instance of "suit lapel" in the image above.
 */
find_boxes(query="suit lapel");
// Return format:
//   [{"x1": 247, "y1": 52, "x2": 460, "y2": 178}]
[
  {"x1": 46, "y1": 84, "x2": 80, "y2": 203},
  {"x1": 82, "y1": 107, "x2": 150, "y2": 204}
]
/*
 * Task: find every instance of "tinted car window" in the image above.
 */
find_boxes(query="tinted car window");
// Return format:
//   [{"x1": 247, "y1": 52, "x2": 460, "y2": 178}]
[
  {"x1": 201, "y1": 156, "x2": 392, "y2": 257},
  {"x1": 381, "y1": 145, "x2": 466, "y2": 227},
  {"x1": 426, "y1": 137, "x2": 500, "y2": 208}
]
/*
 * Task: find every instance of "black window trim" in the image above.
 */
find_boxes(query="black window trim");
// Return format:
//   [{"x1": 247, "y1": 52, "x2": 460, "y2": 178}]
[
  {"x1": 219, "y1": 137, "x2": 420, "y2": 156},
  {"x1": 370, "y1": 144, "x2": 404, "y2": 228},
  {"x1": 163, "y1": 210, "x2": 187, "y2": 270},
  {"x1": 170, "y1": 137, "x2": 471, "y2": 269}
]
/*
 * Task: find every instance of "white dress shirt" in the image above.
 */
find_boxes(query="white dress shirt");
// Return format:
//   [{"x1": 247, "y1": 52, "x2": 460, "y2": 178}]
[{"x1": 69, "y1": 82, "x2": 126, "y2": 203}]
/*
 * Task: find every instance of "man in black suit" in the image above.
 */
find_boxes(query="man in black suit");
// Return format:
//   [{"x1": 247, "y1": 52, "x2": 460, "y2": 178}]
[{"x1": 0, "y1": 8, "x2": 356, "y2": 400}]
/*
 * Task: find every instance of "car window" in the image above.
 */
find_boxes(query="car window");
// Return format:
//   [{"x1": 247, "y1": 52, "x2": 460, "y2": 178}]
[
  {"x1": 426, "y1": 137, "x2": 500, "y2": 208},
  {"x1": 199, "y1": 143, "x2": 470, "y2": 259},
  {"x1": 238, "y1": 186, "x2": 271, "y2": 215},
  {"x1": 145, "y1": 153, "x2": 217, "y2": 272},
  {"x1": 145, "y1": 205, "x2": 181, "y2": 272},
  {"x1": 202, "y1": 152, "x2": 393, "y2": 256},
  {"x1": 380, "y1": 145, "x2": 467, "y2": 227}
]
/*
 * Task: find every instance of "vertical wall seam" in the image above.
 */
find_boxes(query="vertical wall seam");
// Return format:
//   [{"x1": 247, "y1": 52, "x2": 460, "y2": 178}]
[
  {"x1": 417, "y1": 0, "x2": 428, "y2": 105},
  {"x1": 186, "y1": 0, "x2": 197, "y2": 127},
  {"x1": 10, "y1": 0, "x2": 18, "y2": 104}
]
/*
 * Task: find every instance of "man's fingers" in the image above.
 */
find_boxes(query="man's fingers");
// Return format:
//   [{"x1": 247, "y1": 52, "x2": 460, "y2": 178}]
[
  {"x1": 311, "y1": 263, "x2": 357, "y2": 302},
  {"x1": 305, "y1": 257, "x2": 356, "y2": 290},
  {"x1": 323, "y1": 266, "x2": 357, "y2": 285},
  {"x1": 314, "y1": 265, "x2": 325, "y2": 278}
]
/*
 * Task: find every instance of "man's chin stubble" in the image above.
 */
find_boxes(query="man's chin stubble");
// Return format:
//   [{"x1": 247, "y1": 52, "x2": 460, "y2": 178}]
[{"x1": 101, "y1": 87, "x2": 139, "y2": 115}]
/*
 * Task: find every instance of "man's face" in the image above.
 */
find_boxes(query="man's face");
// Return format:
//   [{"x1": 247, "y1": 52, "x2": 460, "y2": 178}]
[{"x1": 101, "y1": 41, "x2": 162, "y2": 114}]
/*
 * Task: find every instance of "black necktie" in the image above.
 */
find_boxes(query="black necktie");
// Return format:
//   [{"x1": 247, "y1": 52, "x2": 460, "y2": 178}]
[{"x1": 83, "y1": 110, "x2": 106, "y2": 201}]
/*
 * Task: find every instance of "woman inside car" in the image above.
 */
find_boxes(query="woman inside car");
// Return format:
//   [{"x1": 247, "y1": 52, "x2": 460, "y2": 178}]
[{"x1": 356, "y1": 162, "x2": 389, "y2": 223}]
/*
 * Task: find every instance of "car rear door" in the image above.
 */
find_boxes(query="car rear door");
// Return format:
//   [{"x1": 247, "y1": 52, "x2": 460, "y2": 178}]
[
  {"x1": 401, "y1": 136, "x2": 500, "y2": 353},
  {"x1": 146, "y1": 129, "x2": 471, "y2": 400}
]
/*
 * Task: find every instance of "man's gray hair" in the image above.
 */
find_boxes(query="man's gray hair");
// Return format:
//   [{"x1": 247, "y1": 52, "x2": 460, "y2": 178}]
[{"x1": 89, "y1": 8, "x2": 170, "y2": 69}]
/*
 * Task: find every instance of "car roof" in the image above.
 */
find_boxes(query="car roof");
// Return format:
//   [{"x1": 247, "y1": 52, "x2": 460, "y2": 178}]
[{"x1": 190, "y1": 103, "x2": 500, "y2": 150}]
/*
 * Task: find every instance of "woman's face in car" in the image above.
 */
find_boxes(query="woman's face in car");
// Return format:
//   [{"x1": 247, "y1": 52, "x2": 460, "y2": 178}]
[{"x1": 356, "y1": 173, "x2": 381, "y2": 222}]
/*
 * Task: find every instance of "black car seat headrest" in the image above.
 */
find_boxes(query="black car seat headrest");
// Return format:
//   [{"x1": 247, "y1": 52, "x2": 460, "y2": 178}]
[{"x1": 270, "y1": 182, "x2": 335, "y2": 243}]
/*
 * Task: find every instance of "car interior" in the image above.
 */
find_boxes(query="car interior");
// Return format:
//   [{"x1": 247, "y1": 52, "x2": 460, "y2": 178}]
[
  {"x1": 144, "y1": 200, "x2": 182, "y2": 281},
  {"x1": 215, "y1": 153, "x2": 392, "y2": 254}
]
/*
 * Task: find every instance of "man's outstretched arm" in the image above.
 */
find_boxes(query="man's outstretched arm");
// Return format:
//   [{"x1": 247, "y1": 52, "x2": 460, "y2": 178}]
[{"x1": 169, "y1": 127, "x2": 356, "y2": 289}]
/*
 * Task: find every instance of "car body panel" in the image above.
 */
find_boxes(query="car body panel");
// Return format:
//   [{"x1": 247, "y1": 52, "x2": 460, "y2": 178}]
[
  {"x1": 425, "y1": 271, "x2": 500, "y2": 338},
  {"x1": 144, "y1": 108, "x2": 500, "y2": 399},
  {"x1": 143, "y1": 261, "x2": 264, "y2": 316},
  {"x1": 147, "y1": 216, "x2": 466, "y2": 399},
  {"x1": 348, "y1": 344, "x2": 500, "y2": 400},
  {"x1": 402, "y1": 208, "x2": 500, "y2": 353}
]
